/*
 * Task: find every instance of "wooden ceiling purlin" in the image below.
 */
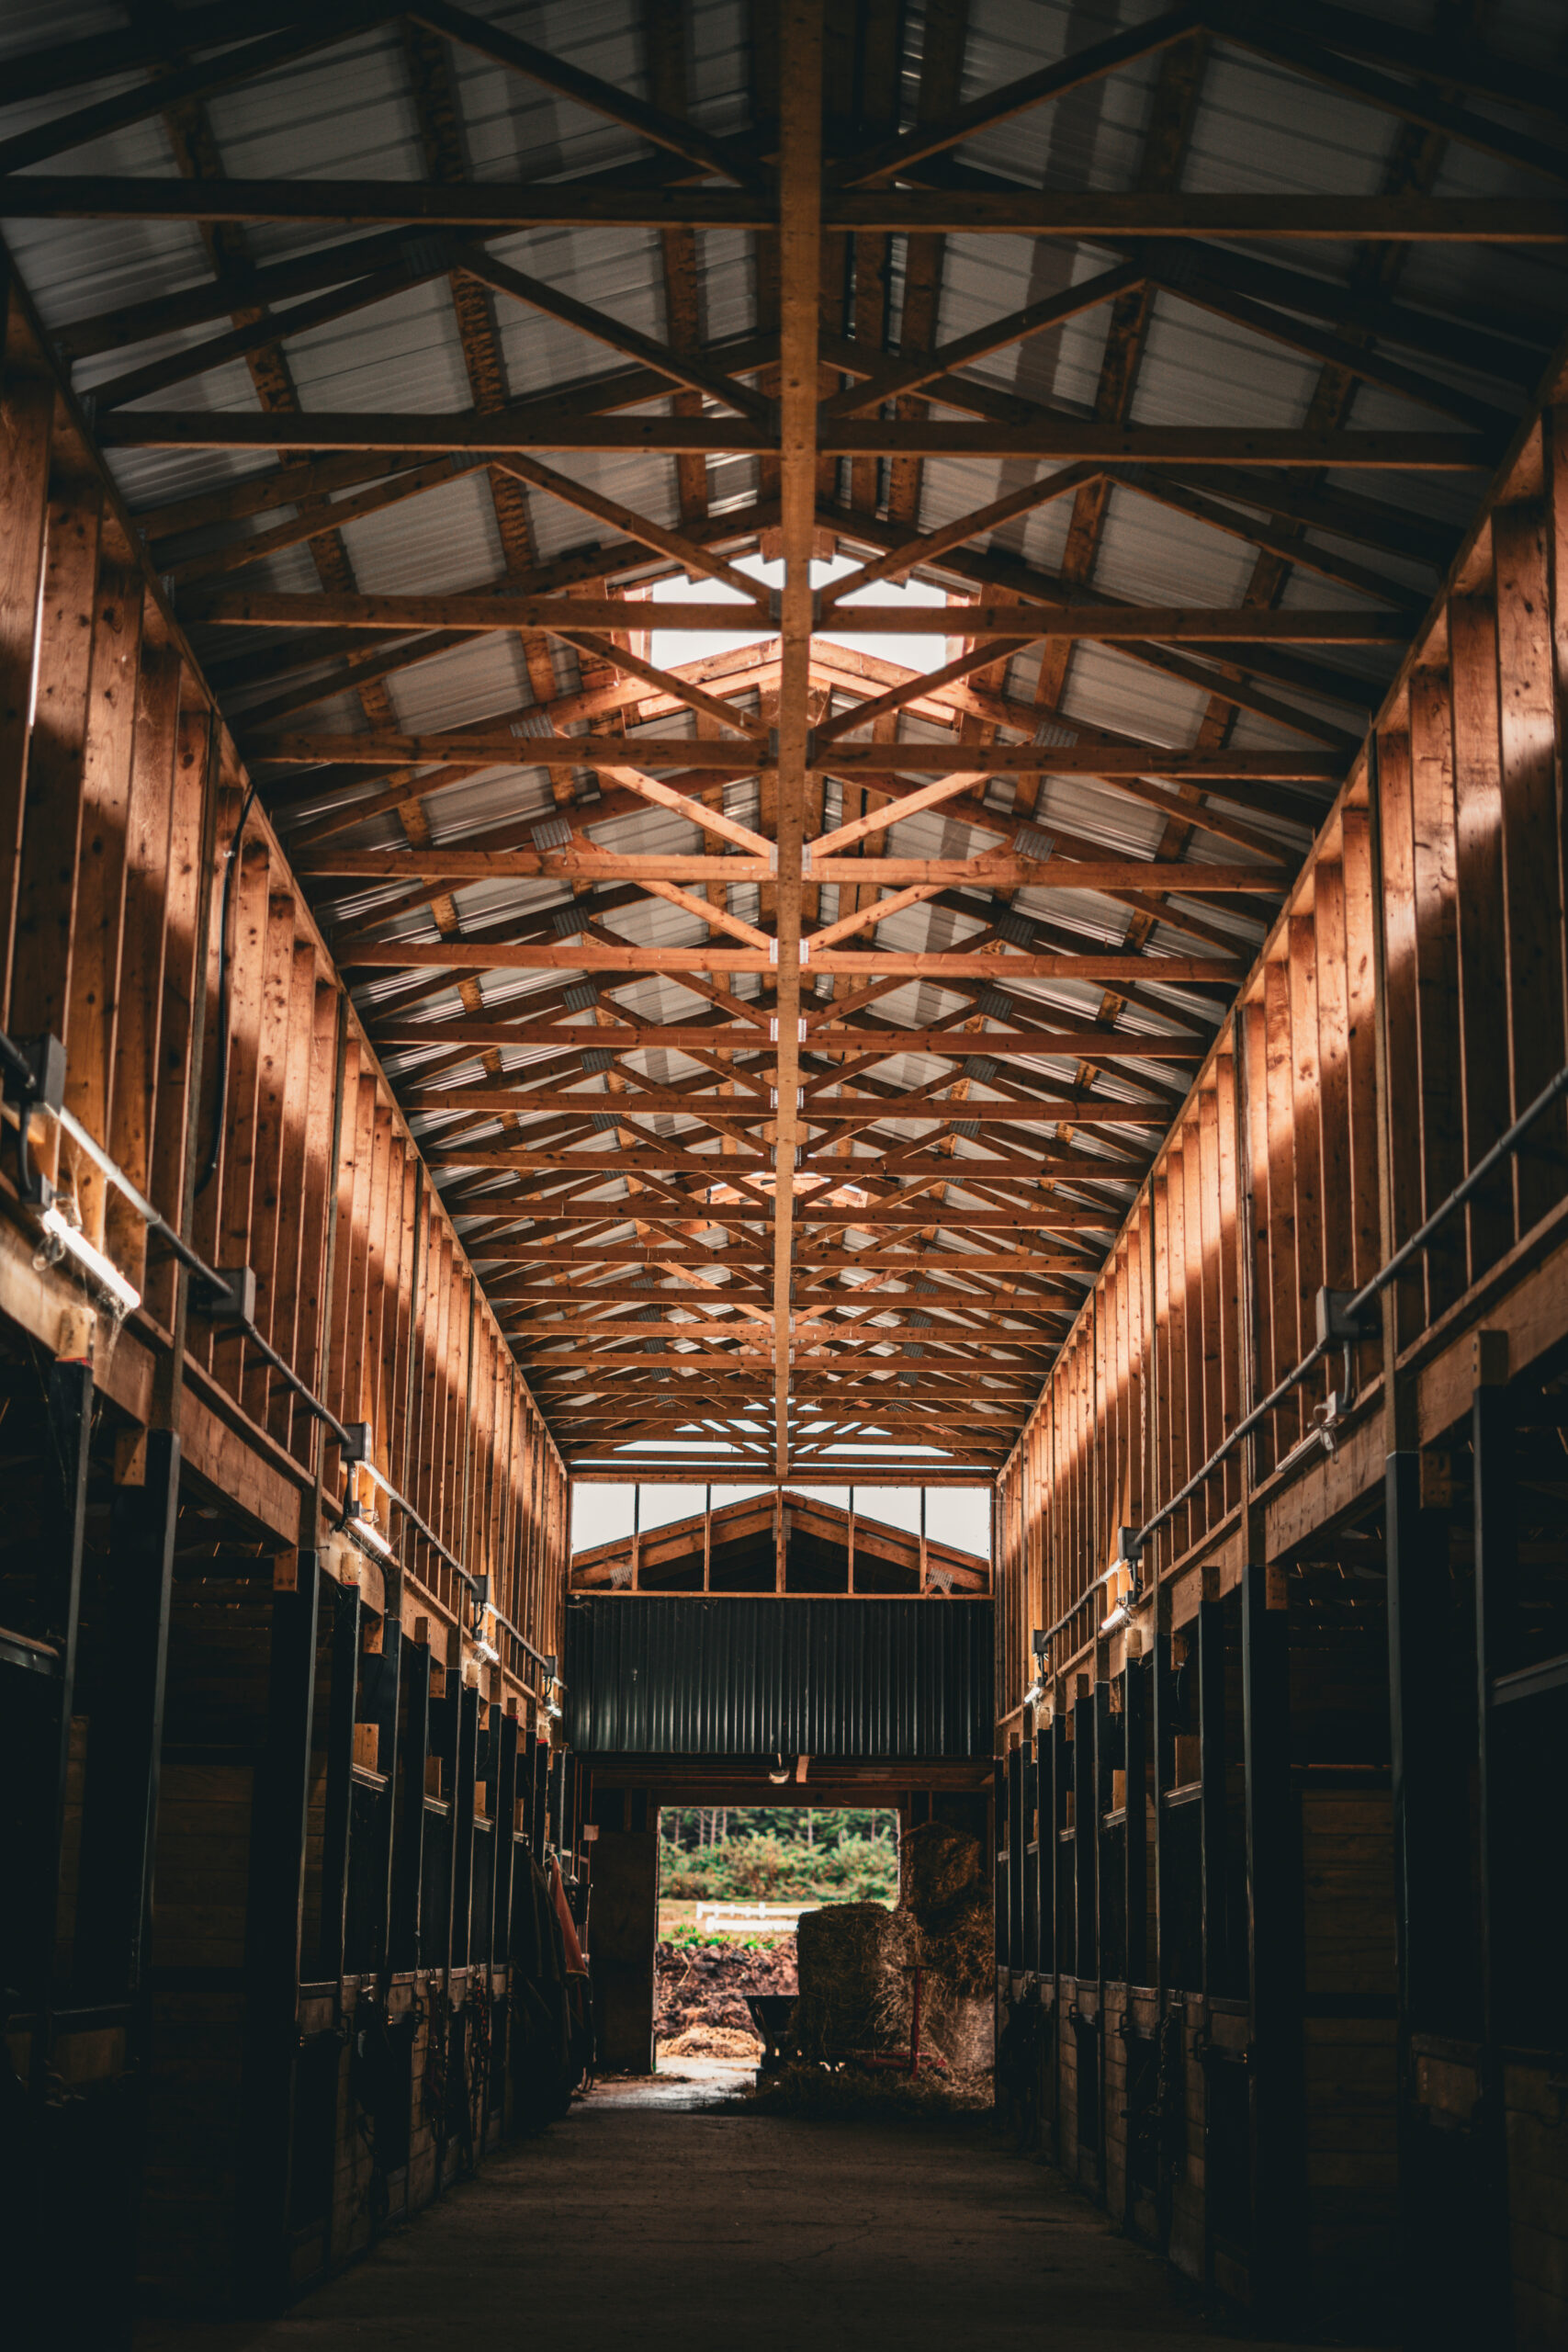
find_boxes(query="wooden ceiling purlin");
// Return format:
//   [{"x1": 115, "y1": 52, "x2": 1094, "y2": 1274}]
[{"x1": 6, "y1": 2, "x2": 1562, "y2": 1468}]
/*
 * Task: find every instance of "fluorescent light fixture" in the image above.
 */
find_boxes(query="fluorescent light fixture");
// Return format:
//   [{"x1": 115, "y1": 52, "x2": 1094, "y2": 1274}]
[
  {"x1": 1100, "y1": 1597, "x2": 1131, "y2": 1636},
  {"x1": 345, "y1": 1506, "x2": 393, "y2": 1561},
  {"x1": 37, "y1": 1204, "x2": 140, "y2": 1317}
]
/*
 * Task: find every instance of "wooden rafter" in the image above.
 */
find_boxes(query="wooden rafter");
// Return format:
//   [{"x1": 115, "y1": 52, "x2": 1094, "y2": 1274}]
[{"x1": 3, "y1": 0, "x2": 1559, "y2": 1476}]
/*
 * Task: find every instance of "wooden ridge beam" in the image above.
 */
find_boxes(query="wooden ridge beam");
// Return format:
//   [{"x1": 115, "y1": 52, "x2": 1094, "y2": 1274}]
[
  {"x1": 364, "y1": 1022, "x2": 1204, "y2": 1058},
  {"x1": 298, "y1": 847, "x2": 1277, "y2": 893},
  {"x1": 103, "y1": 411, "x2": 1494, "y2": 465},
  {"x1": 339, "y1": 938, "x2": 1238, "y2": 979},
  {"x1": 263, "y1": 731, "x2": 1343, "y2": 778},
  {"x1": 412, "y1": 1088, "x2": 1174, "y2": 1124},
  {"x1": 445, "y1": 1202, "x2": 1113, "y2": 1227},
  {"x1": 190, "y1": 592, "x2": 1412, "y2": 634},
  {"x1": 8, "y1": 179, "x2": 1561, "y2": 240}
]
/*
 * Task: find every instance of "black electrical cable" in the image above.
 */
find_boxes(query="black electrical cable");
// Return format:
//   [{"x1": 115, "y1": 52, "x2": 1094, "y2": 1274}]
[{"x1": 195, "y1": 778, "x2": 259, "y2": 1197}]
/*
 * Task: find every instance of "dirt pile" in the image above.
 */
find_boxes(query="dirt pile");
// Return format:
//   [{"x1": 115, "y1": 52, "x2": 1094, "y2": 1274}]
[
  {"x1": 661, "y1": 2023, "x2": 765, "y2": 2061},
  {"x1": 655, "y1": 1938, "x2": 796, "y2": 2043}
]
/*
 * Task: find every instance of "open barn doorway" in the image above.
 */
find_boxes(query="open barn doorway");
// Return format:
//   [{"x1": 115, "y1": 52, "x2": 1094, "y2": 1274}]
[
  {"x1": 587, "y1": 1774, "x2": 993, "y2": 2103},
  {"x1": 654, "y1": 1801, "x2": 900, "y2": 2075}
]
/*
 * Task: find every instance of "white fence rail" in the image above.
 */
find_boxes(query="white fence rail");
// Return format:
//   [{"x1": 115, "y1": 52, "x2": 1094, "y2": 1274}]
[{"x1": 693, "y1": 1901, "x2": 815, "y2": 1934}]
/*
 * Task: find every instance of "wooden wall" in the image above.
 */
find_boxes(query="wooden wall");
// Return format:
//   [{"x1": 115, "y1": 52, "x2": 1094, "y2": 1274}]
[
  {"x1": 993, "y1": 364, "x2": 1568, "y2": 2346},
  {"x1": 0, "y1": 253, "x2": 575, "y2": 2336}
]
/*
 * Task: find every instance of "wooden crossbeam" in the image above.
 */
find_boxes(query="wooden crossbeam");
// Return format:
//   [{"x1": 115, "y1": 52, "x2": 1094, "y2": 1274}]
[
  {"x1": 414, "y1": 1091, "x2": 1172, "y2": 1130},
  {"x1": 299, "y1": 846, "x2": 1275, "y2": 893},
  {"x1": 8, "y1": 180, "x2": 1560, "y2": 240},
  {"x1": 105, "y1": 411, "x2": 1493, "y2": 464},
  {"x1": 190, "y1": 591, "x2": 1412, "y2": 634},
  {"x1": 360, "y1": 1022, "x2": 1203, "y2": 1058},
  {"x1": 340, "y1": 937, "x2": 1237, "y2": 979},
  {"x1": 262, "y1": 730, "x2": 1341, "y2": 778}
]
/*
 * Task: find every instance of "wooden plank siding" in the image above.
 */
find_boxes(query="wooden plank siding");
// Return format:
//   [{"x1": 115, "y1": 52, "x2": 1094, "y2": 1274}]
[
  {"x1": 0, "y1": 243, "x2": 568, "y2": 1707},
  {"x1": 995, "y1": 365, "x2": 1568, "y2": 2346}
]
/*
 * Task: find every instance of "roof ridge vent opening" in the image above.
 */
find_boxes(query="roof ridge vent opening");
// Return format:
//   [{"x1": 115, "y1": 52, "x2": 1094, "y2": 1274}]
[
  {"x1": 963, "y1": 1055, "x2": 998, "y2": 1082},
  {"x1": 953, "y1": 1117, "x2": 981, "y2": 1138},
  {"x1": 592, "y1": 1111, "x2": 620, "y2": 1133},
  {"x1": 532, "y1": 813, "x2": 573, "y2": 852},
  {"x1": 581, "y1": 1047, "x2": 614, "y2": 1074},
  {"x1": 400, "y1": 232, "x2": 453, "y2": 277},
  {"x1": 511, "y1": 708, "x2": 554, "y2": 739},
  {"x1": 978, "y1": 988, "x2": 1012, "y2": 1020},
  {"x1": 1014, "y1": 824, "x2": 1055, "y2": 864},
  {"x1": 1034, "y1": 718, "x2": 1077, "y2": 749},
  {"x1": 552, "y1": 901, "x2": 585, "y2": 938},
  {"x1": 994, "y1": 907, "x2": 1034, "y2": 948},
  {"x1": 564, "y1": 982, "x2": 599, "y2": 1012}
]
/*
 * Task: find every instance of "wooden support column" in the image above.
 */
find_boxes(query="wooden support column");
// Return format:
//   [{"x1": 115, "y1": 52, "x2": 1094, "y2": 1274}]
[
  {"x1": 1385, "y1": 1444, "x2": 1488, "y2": 2343},
  {"x1": 316, "y1": 1574, "x2": 361, "y2": 1986},
  {"x1": 36, "y1": 1359, "x2": 93, "y2": 2028},
  {"x1": 451, "y1": 1679, "x2": 480, "y2": 1970},
  {"x1": 8, "y1": 1355, "x2": 94, "y2": 2352},
  {"x1": 492, "y1": 1709, "x2": 520, "y2": 1963},
  {"x1": 1123, "y1": 1651, "x2": 1149, "y2": 1989},
  {"x1": 390, "y1": 1634, "x2": 432, "y2": 1970},
  {"x1": 237, "y1": 1551, "x2": 322, "y2": 2312},
  {"x1": 769, "y1": 0, "x2": 822, "y2": 1476},
  {"x1": 1152, "y1": 1629, "x2": 1175, "y2": 1996},
  {"x1": 1241, "y1": 1552, "x2": 1304, "y2": 2325},
  {"x1": 1472, "y1": 1377, "x2": 1518, "y2": 2348},
  {"x1": 358, "y1": 1607, "x2": 402, "y2": 1980},
  {"x1": 1073, "y1": 1690, "x2": 1097, "y2": 1983},
  {"x1": 1006, "y1": 1739, "x2": 1025, "y2": 1969},
  {"x1": 74, "y1": 1430, "x2": 180, "y2": 2003},
  {"x1": 1021, "y1": 1734, "x2": 1039, "y2": 1976},
  {"x1": 1197, "y1": 1598, "x2": 1227, "y2": 1992},
  {"x1": 1032, "y1": 1717, "x2": 1052, "y2": 1975},
  {"x1": 992, "y1": 1755, "x2": 1008, "y2": 1972},
  {"x1": 0, "y1": 254, "x2": 55, "y2": 1011},
  {"x1": 425, "y1": 1662, "x2": 461, "y2": 1971}
]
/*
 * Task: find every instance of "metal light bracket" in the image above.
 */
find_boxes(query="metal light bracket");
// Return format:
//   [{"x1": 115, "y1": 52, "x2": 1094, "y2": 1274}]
[
  {"x1": 203, "y1": 1263, "x2": 257, "y2": 1325},
  {"x1": 1314, "y1": 1286, "x2": 1371, "y2": 1347}
]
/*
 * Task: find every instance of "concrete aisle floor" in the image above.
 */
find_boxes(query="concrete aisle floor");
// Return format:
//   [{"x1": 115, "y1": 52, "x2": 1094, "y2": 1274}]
[{"x1": 138, "y1": 2081, "x2": 1366, "y2": 2352}]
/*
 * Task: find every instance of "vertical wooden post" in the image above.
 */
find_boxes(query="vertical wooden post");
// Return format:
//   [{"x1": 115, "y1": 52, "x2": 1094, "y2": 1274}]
[
  {"x1": 1197, "y1": 1598, "x2": 1226, "y2": 1992},
  {"x1": 451, "y1": 1679, "x2": 479, "y2": 1972},
  {"x1": 74, "y1": 1429, "x2": 180, "y2": 2003},
  {"x1": 0, "y1": 256, "x2": 56, "y2": 1010},
  {"x1": 1242, "y1": 1552, "x2": 1303, "y2": 2324},
  {"x1": 1472, "y1": 1379, "x2": 1517, "y2": 2348},
  {"x1": 1123, "y1": 1651, "x2": 1148, "y2": 1989},
  {"x1": 1073, "y1": 1690, "x2": 1097, "y2": 1984},
  {"x1": 316, "y1": 1575, "x2": 361, "y2": 1988},
  {"x1": 1006, "y1": 1739, "x2": 1025, "y2": 1970},
  {"x1": 390, "y1": 1634, "x2": 431, "y2": 1971},
  {"x1": 360, "y1": 1608, "x2": 402, "y2": 1981},
  {"x1": 238, "y1": 1553, "x2": 322, "y2": 2311}
]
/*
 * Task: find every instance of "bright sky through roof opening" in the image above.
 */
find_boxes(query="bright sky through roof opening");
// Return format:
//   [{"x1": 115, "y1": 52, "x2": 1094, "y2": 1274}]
[{"x1": 649, "y1": 553, "x2": 949, "y2": 673}]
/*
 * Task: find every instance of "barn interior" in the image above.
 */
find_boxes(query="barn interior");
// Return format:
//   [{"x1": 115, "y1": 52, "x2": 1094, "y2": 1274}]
[{"x1": 2, "y1": 1, "x2": 1567, "y2": 2345}]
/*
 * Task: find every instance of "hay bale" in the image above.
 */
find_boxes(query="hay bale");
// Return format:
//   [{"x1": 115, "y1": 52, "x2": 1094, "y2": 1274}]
[
  {"x1": 917, "y1": 1885, "x2": 994, "y2": 1998},
  {"x1": 898, "y1": 1822, "x2": 981, "y2": 1920},
  {"x1": 793, "y1": 1903, "x2": 918, "y2": 2059}
]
